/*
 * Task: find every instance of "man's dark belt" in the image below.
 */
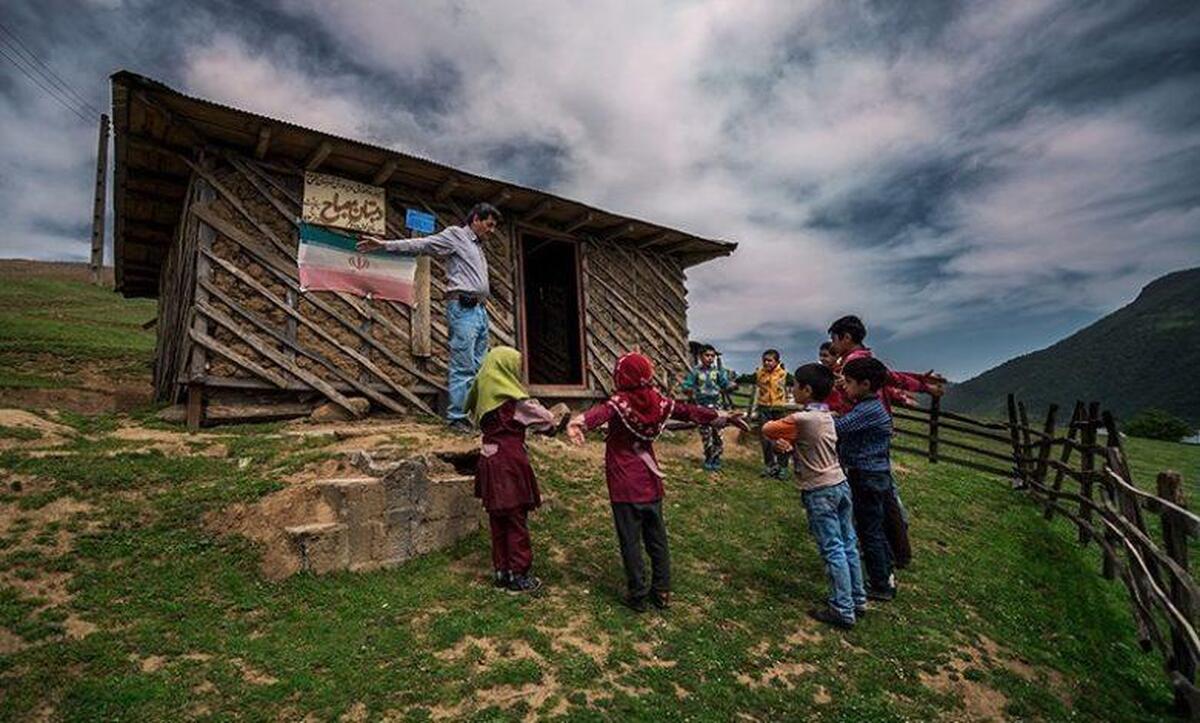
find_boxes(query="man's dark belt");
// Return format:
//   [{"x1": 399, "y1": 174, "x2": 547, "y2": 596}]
[{"x1": 448, "y1": 291, "x2": 481, "y2": 308}]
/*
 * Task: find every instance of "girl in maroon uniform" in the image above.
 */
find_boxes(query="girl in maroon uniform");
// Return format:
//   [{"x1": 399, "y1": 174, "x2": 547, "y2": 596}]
[
  {"x1": 466, "y1": 346, "x2": 558, "y2": 593},
  {"x1": 567, "y1": 352, "x2": 746, "y2": 611}
]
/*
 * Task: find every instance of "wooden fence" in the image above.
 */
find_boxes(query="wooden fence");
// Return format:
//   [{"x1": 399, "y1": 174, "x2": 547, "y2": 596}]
[{"x1": 893, "y1": 394, "x2": 1198, "y2": 718}]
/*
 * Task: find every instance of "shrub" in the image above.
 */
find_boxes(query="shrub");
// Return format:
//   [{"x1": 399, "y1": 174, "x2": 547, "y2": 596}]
[{"x1": 1123, "y1": 408, "x2": 1194, "y2": 442}]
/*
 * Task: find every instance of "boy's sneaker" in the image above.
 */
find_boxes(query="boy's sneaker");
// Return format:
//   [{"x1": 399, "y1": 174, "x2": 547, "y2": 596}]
[
  {"x1": 507, "y1": 574, "x2": 542, "y2": 594},
  {"x1": 774, "y1": 468, "x2": 790, "y2": 481},
  {"x1": 866, "y1": 585, "x2": 896, "y2": 602},
  {"x1": 625, "y1": 595, "x2": 649, "y2": 613},
  {"x1": 807, "y1": 606, "x2": 854, "y2": 630},
  {"x1": 703, "y1": 461, "x2": 717, "y2": 472},
  {"x1": 650, "y1": 590, "x2": 671, "y2": 610},
  {"x1": 855, "y1": 606, "x2": 868, "y2": 618},
  {"x1": 760, "y1": 467, "x2": 778, "y2": 478},
  {"x1": 493, "y1": 570, "x2": 511, "y2": 588}
]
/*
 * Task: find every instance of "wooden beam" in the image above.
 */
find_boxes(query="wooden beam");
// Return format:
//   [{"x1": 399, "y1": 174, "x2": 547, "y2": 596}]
[
  {"x1": 434, "y1": 177, "x2": 460, "y2": 201},
  {"x1": 488, "y1": 189, "x2": 512, "y2": 207},
  {"x1": 411, "y1": 258, "x2": 431, "y2": 358},
  {"x1": 523, "y1": 198, "x2": 555, "y2": 222},
  {"x1": 597, "y1": 222, "x2": 635, "y2": 243},
  {"x1": 304, "y1": 141, "x2": 333, "y2": 171},
  {"x1": 371, "y1": 158, "x2": 399, "y2": 186},
  {"x1": 564, "y1": 211, "x2": 594, "y2": 234},
  {"x1": 637, "y1": 232, "x2": 674, "y2": 249},
  {"x1": 254, "y1": 126, "x2": 272, "y2": 159}
]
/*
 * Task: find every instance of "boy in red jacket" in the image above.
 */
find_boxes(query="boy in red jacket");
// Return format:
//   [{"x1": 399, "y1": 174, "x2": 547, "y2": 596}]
[{"x1": 568, "y1": 352, "x2": 746, "y2": 612}]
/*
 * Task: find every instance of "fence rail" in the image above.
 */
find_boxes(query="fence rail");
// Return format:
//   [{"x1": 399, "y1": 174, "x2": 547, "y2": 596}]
[{"x1": 893, "y1": 394, "x2": 1197, "y2": 718}]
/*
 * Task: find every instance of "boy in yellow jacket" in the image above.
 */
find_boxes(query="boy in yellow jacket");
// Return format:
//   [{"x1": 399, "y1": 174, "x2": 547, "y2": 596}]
[{"x1": 751, "y1": 349, "x2": 790, "y2": 479}]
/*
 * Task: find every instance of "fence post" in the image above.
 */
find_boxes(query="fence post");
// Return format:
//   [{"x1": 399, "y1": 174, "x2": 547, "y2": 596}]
[
  {"x1": 1007, "y1": 394, "x2": 1026, "y2": 489},
  {"x1": 1046, "y1": 401, "x2": 1084, "y2": 521},
  {"x1": 1033, "y1": 404, "x2": 1058, "y2": 486},
  {"x1": 1158, "y1": 470, "x2": 1197, "y2": 718},
  {"x1": 1077, "y1": 402, "x2": 1100, "y2": 545},
  {"x1": 928, "y1": 395, "x2": 940, "y2": 464}
]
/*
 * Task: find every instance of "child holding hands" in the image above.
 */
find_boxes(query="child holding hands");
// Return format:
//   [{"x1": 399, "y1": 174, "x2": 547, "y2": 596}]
[
  {"x1": 568, "y1": 353, "x2": 746, "y2": 612},
  {"x1": 466, "y1": 346, "x2": 560, "y2": 594}
]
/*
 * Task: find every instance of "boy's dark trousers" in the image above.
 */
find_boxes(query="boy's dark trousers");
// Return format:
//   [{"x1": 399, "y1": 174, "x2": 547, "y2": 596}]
[
  {"x1": 847, "y1": 469, "x2": 895, "y2": 592},
  {"x1": 611, "y1": 500, "x2": 670, "y2": 601},
  {"x1": 758, "y1": 407, "x2": 789, "y2": 473},
  {"x1": 885, "y1": 490, "x2": 912, "y2": 568},
  {"x1": 697, "y1": 401, "x2": 723, "y2": 464}
]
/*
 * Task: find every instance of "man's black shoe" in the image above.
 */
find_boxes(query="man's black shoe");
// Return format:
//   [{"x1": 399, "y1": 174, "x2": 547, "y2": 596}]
[
  {"x1": 855, "y1": 606, "x2": 868, "y2": 618},
  {"x1": 651, "y1": 590, "x2": 671, "y2": 610},
  {"x1": 448, "y1": 419, "x2": 475, "y2": 435},
  {"x1": 866, "y1": 586, "x2": 896, "y2": 602},
  {"x1": 507, "y1": 574, "x2": 542, "y2": 594},
  {"x1": 808, "y1": 606, "x2": 854, "y2": 630},
  {"x1": 625, "y1": 595, "x2": 649, "y2": 613}
]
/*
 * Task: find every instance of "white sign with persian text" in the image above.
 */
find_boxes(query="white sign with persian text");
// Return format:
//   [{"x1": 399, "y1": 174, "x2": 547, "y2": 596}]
[{"x1": 302, "y1": 172, "x2": 387, "y2": 235}]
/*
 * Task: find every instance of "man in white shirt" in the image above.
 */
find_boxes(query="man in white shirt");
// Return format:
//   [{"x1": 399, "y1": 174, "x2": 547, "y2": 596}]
[{"x1": 357, "y1": 202, "x2": 501, "y2": 433}]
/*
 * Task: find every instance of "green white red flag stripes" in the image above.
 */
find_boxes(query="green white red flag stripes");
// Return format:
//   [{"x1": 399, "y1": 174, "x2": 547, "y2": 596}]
[{"x1": 298, "y1": 223, "x2": 415, "y2": 304}]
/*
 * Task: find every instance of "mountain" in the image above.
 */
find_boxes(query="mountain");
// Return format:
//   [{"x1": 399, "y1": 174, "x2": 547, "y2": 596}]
[{"x1": 944, "y1": 268, "x2": 1200, "y2": 426}]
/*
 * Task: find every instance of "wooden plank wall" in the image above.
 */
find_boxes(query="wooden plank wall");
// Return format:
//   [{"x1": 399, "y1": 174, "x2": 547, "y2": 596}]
[
  {"x1": 581, "y1": 240, "x2": 691, "y2": 393},
  {"x1": 157, "y1": 149, "x2": 694, "y2": 415}
]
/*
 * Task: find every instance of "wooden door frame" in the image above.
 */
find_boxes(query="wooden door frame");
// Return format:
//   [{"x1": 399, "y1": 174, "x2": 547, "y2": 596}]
[{"x1": 514, "y1": 224, "x2": 590, "y2": 393}]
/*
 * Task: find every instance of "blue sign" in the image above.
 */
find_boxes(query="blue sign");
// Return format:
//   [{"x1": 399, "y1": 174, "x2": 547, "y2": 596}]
[{"x1": 405, "y1": 208, "x2": 437, "y2": 234}]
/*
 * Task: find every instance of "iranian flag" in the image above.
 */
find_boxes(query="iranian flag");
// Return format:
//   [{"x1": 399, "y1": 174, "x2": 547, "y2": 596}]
[{"x1": 298, "y1": 223, "x2": 416, "y2": 304}]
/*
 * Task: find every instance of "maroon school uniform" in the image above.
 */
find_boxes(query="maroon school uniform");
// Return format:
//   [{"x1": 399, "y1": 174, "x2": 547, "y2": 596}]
[
  {"x1": 580, "y1": 400, "x2": 719, "y2": 503},
  {"x1": 476, "y1": 398, "x2": 555, "y2": 575}
]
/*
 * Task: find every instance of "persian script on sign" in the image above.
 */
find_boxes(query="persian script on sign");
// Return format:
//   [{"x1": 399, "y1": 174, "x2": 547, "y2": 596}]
[{"x1": 302, "y1": 172, "x2": 387, "y2": 235}]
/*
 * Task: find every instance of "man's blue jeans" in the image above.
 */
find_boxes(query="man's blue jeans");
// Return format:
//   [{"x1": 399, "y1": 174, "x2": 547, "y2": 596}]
[
  {"x1": 802, "y1": 480, "x2": 867, "y2": 622},
  {"x1": 849, "y1": 470, "x2": 896, "y2": 592},
  {"x1": 445, "y1": 298, "x2": 489, "y2": 423}
]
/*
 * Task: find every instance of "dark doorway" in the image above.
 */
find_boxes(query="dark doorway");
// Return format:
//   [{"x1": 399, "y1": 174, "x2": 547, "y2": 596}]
[{"x1": 520, "y1": 234, "x2": 584, "y2": 386}]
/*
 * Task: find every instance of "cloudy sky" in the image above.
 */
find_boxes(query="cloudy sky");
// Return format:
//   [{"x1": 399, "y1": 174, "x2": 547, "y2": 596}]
[{"x1": 2, "y1": 1, "x2": 1198, "y2": 380}]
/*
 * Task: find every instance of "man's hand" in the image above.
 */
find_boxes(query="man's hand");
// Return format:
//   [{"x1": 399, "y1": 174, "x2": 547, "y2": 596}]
[
  {"x1": 566, "y1": 416, "x2": 586, "y2": 446},
  {"x1": 773, "y1": 438, "x2": 793, "y2": 454},
  {"x1": 356, "y1": 235, "x2": 386, "y2": 253}
]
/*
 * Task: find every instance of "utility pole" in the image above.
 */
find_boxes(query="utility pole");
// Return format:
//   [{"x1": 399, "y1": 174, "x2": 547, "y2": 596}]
[{"x1": 90, "y1": 113, "x2": 110, "y2": 285}]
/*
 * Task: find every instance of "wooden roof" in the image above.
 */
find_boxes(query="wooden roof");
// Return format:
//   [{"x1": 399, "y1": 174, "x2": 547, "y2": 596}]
[{"x1": 110, "y1": 70, "x2": 737, "y2": 298}]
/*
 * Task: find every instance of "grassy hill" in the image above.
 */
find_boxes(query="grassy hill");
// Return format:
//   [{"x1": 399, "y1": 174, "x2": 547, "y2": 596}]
[
  {"x1": 945, "y1": 267, "x2": 1200, "y2": 427},
  {"x1": 0, "y1": 262, "x2": 1197, "y2": 721}
]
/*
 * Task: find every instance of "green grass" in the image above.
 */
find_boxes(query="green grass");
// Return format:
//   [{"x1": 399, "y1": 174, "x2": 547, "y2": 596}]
[
  {"x1": 0, "y1": 277, "x2": 155, "y2": 391},
  {"x1": 0, "y1": 416, "x2": 1194, "y2": 721}
]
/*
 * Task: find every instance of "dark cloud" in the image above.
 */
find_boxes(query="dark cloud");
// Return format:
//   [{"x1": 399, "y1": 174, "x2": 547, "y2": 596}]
[{"x1": 2, "y1": 0, "x2": 1197, "y2": 381}]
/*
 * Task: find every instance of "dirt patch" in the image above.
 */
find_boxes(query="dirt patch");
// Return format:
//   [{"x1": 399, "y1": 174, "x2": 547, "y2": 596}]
[
  {"x1": 736, "y1": 661, "x2": 816, "y2": 690},
  {"x1": 208, "y1": 483, "x2": 338, "y2": 580},
  {"x1": 63, "y1": 614, "x2": 98, "y2": 640},
  {"x1": 233, "y1": 658, "x2": 279, "y2": 685},
  {"x1": 813, "y1": 685, "x2": 832, "y2": 704},
  {"x1": 917, "y1": 635, "x2": 1068, "y2": 721},
  {"x1": 339, "y1": 702, "x2": 369, "y2": 723},
  {"x1": 538, "y1": 615, "x2": 611, "y2": 665},
  {"x1": 0, "y1": 385, "x2": 153, "y2": 416},
  {"x1": 139, "y1": 655, "x2": 168, "y2": 673},
  {"x1": 0, "y1": 409, "x2": 75, "y2": 450},
  {"x1": 0, "y1": 627, "x2": 26, "y2": 654}
]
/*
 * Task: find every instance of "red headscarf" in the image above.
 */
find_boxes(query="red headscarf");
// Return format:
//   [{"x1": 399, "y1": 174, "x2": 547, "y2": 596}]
[{"x1": 607, "y1": 352, "x2": 674, "y2": 440}]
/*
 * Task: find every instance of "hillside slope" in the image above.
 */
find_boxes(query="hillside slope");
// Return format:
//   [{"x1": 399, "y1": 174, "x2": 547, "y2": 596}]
[{"x1": 945, "y1": 267, "x2": 1200, "y2": 425}]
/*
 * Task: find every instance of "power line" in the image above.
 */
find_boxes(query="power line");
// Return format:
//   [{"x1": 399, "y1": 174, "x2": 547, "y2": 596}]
[
  {"x1": 0, "y1": 21, "x2": 102, "y2": 117},
  {"x1": 0, "y1": 43, "x2": 93, "y2": 123}
]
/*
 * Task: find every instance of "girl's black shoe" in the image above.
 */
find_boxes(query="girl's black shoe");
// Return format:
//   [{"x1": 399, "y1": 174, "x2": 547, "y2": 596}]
[
  {"x1": 625, "y1": 595, "x2": 649, "y2": 613},
  {"x1": 507, "y1": 574, "x2": 542, "y2": 594},
  {"x1": 493, "y1": 570, "x2": 511, "y2": 588}
]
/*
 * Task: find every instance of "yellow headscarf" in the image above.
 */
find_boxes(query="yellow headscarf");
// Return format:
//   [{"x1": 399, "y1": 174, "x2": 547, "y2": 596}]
[{"x1": 465, "y1": 346, "x2": 529, "y2": 422}]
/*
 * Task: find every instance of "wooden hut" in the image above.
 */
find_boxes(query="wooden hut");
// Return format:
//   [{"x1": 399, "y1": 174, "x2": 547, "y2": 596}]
[{"x1": 109, "y1": 71, "x2": 737, "y2": 427}]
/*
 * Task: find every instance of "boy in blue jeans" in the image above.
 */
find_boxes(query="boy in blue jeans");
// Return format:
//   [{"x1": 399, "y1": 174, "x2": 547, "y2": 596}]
[
  {"x1": 762, "y1": 363, "x2": 867, "y2": 629},
  {"x1": 680, "y1": 344, "x2": 739, "y2": 471},
  {"x1": 835, "y1": 357, "x2": 898, "y2": 601}
]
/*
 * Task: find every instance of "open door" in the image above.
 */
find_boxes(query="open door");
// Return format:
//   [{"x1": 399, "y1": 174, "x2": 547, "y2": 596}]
[{"x1": 519, "y1": 233, "x2": 584, "y2": 386}]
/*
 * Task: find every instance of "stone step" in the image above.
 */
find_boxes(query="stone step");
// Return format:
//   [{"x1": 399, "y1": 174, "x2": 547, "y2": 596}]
[{"x1": 284, "y1": 522, "x2": 349, "y2": 574}]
